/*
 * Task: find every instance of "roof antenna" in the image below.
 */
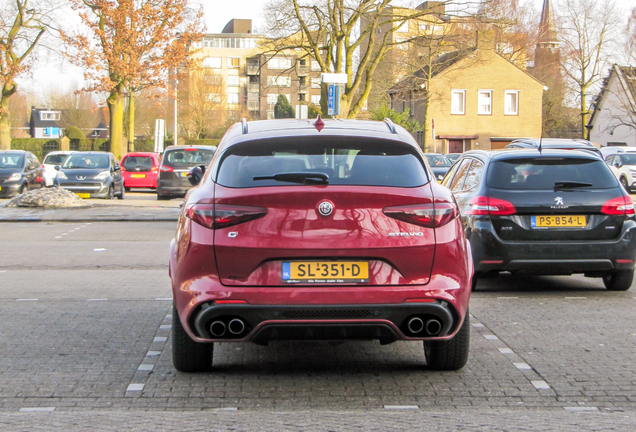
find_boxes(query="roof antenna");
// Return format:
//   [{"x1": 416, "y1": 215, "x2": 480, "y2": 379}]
[{"x1": 538, "y1": 118, "x2": 544, "y2": 154}]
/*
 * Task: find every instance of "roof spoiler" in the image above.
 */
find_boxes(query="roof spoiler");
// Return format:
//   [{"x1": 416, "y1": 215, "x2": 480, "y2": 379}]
[{"x1": 383, "y1": 118, "x2": 397, "y2": 134}]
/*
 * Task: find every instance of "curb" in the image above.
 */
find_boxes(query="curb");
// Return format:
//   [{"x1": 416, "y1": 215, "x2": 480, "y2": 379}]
[{"x1": 0, "y1": 206, "x2": 180, "y2": 223}]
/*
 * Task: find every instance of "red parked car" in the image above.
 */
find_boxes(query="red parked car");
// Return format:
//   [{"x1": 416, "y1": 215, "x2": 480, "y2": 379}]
[
  {"x1": 169, "y1": 118, "x2": 473, "y2": 372},
  {"x1": 120, "y1": 152, "x2": 161, "y2": 190}
]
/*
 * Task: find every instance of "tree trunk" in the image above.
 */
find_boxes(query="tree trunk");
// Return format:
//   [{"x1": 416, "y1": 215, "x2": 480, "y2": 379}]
[
  {"x1": 127, "y1": 92, "x2": 135, "y2": 152},
  {"x1": 421, "y1": 99, "x2": 431, "y2": 153},
  {"x1": 580, "y1": 90, "x2": 587, "y2": 139},
  {"x1": 108, "y1": 84, "x2": 126, "y2": 159},
  {"x1": 0, "y1": 96, "x2": 10, "y2": 150}
]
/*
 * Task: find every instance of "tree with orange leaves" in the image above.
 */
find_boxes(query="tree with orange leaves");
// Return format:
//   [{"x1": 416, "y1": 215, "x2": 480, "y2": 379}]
[{"x1": 62, "y1": 0, "x2": 205, "y2": 158}]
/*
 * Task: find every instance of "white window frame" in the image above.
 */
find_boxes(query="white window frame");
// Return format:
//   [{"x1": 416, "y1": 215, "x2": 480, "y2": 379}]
[
  {"x1": 478, "y1": 90, "x2": 492, "y2": 115},
  {"x1": 226, "y1": 76, "x2": 240, "y2": 87},
  {"x1": 451, "y1": 89, "x2": 466, "y2": 115},
  {"x1": 227, "y1": 57, "x2": 240, "y2": 69},
  {"x1": 267, "y1": 76, "x2": 291, "y2": 87},
  {"x1": 40, "y1": 111, "x2": 61, "y2": 121},
  {"x1": 311, "y1": 77, "x2": 321, "y2": 89},
  {"x1": 311, "y1": 94, "x2": 321, "y2": 105},
  {"x1": 310, "y1": 60, "x2": 321, "y2": 71},
  {"x1": 504, "y1": 90, "x2": 519, "y2": 116},
  {"x1": 227, "y1": 93, "x2": 239, "y2": 104},
  {"x1": 396, "y1": 20, "x2": 409, "y2": 33},
  {"x1": 267, "y1": 94, "x2": 279, "y2": 105},
  {"x1": 268, "y1": 57, "x2": 293, "y2": 70},
  {"x1": 202, "y1": 57, "x2": 222, "y2": 69}
]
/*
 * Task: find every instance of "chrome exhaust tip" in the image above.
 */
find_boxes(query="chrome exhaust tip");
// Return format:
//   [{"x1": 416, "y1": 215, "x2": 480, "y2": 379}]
[
  {"x1": 228, "y1": 319, "x2": 245, "y2": 335},
  {"x1": 407, "y1": 317, "x2": 424, "y2": 334},
  {"x1": 210, "y1": 320, "x2": 227, "y2": 337},
  {"x1": 425, "y1": 319, "x2": 442, "y2": 336}
]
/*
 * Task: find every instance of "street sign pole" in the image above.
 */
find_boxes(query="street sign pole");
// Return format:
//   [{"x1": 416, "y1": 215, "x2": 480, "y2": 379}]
[{"x1": 327, "y1": 84, "x2": 335, "y2": 116}]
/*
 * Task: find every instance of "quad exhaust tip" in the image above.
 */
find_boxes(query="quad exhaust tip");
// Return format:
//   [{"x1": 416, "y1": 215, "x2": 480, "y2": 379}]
[
  {"x1": 407, "y1": 317, "x2": 424, "y2": 334},
  {"x1": 228, "y1": 319, "x2": 245, "y2": 335},
  {"x1": 425, "y1": 319, "x2": 442, "y2": 336},
  {"x1": 210, "y1": 321, "x2": 226, "y2": 337}
]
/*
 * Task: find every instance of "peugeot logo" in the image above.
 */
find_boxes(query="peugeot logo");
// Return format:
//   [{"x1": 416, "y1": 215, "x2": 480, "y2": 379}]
[
  {"x1": 318, "y1": 201, "x2": 333, "y2": 216},
  {"x1": 76, "y1": 176, "x2": 86, "y2": 180},
  {"x1": 555, "y1": 197, "x2": 564, "y2": 206}
]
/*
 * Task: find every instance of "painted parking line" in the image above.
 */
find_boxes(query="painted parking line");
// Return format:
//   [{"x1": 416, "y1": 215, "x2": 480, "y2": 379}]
[
  {"x1": 514, "y1": 362, "x2": 532, "y2": 370},
  {"x1": 155, "y1": 298, "x2": 172, "y2": 301},
  {"x1": 153, "y1": 337, "x2": 168, "y2": 343},
  {"x1": 209, "y1": 407, "x2": 238, "y2": 412},
  {"x1": 126, "y1": 384, "x2": 145, "y2": 392},
  {"x1": 498, "y1": 348, "x2": 514, "y2": 354},
  {"x1": 146, "y1": 351, "x2": 161, "y2": 356},
  {"x1": 19, "y1": 407, "x2": 55, "y2": 412},
  {"x1": 87, "y1": 298, "x2": 108, "y2": 302},
  {"x1": 160, "y1": 325, "x2": 172, "y2": 330},
  {"x1": 497, "y1": 296, "x2": 518, "y2": 299},
  {"x1": 471, "y1": 323, "x2": 485, "y2": 328},
  {"x1": 565, "y1": 297, "x2": 587, "y2": 299},
  {"x1": 384, "y1": 405, "x2": 419, "y2": 410},
  {"x1": 16, "y1": 299, "x2": 38, "y2": 302},
  {"x1": 532, "y1": 380, "x2": 551, "y2": 390},
  {"x1": 94, "y1": 248, "x2": 107, "y2": 252},
  {"x1": 564, "y1": 406, "x2": 599, "y2": 412},
  {"x1": 138, "y1": 364, "x2": 154, "y2": 371},
  {"x1": 483, "y1": 335, "x2": 499, "y2": 341}
]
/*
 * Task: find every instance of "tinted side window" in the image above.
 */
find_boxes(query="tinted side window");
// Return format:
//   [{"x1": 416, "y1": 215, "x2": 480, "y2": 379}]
[
  {"x1": 462, "y1": 159, "x2": 484, "y2": 191},
  {"x1": 165, "y1": 149, "x2": 214, "y2": 166},
  {"x1": 441, "y1": 160, "x2": 460, "y2": 188},
  {"x1": 450, "y1": 159, "x2": 471, "y2": 192}
]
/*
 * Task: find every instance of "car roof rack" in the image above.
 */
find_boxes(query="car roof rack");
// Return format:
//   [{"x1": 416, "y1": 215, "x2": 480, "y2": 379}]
[
  {"x1": 383, "y1": 118, "x2": 397, "y2": 134},
  {"x1": 241, "y1": 118, "x2": 248, "y2": 134}
]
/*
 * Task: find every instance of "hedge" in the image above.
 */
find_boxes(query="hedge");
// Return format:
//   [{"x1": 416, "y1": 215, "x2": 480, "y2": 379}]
[{"x1": 10, "y1": 138, "x2": 220, "y2": 161}]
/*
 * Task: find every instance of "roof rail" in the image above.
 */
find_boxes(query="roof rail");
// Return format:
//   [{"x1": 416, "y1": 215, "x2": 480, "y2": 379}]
[
  {"x1": 241, "y1": 118, "x2": 248, "y2": 134},
  {"x1": 383, "y1": 118, "x2": 397, "y2": 134}
]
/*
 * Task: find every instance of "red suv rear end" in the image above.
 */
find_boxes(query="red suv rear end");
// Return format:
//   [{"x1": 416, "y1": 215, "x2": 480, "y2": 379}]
[
  {"x1": 120, "y1": 152, "x2": 160, "y2": 190},
  {"x1": 169, "y1": 119, "x2": 473, "y2": 372}
]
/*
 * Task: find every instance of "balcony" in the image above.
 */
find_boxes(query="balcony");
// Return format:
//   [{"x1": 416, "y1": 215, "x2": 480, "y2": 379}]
[
  {"x1": 297, "y1": 66, "x2": 309, "y2": 76},
  {"x1": 247, "y1": 101, "x2": 260, "y2": 111},
  {"x1": 246, "y1": 61, "x2": 260, "y2": 75},
  {"x1": 248, "y1": 82, "x2": 260, "y2": 93},
  {"x1": 298, "y1": 83, "x2": 310, "y2": 93}
]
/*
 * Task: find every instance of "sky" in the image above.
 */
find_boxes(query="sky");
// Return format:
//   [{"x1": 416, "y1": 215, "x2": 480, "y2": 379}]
[{"x1": 18, "y1": 0, "x2": 636, "y2": 101}]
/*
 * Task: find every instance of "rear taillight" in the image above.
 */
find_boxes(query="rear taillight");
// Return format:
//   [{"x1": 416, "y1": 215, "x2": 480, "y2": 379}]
[
  {"x1": 465, "y1": 196, "x2": 516, "y2": 216},
  {"x1": 383, "y1": 202, "x2": 458, "y2": 228},
  {"x1": 601, "y1": 196, "x2": 635, "y2": 216},
  {"x1": 185, "y1": 204, "x2": 268, "y2": 229},
  {"x1": 160, "y1": 165, "x2": 173, "y2": 173},
  {"x1": 151, "y1": 167, "x2": 158, "y2": 172}
]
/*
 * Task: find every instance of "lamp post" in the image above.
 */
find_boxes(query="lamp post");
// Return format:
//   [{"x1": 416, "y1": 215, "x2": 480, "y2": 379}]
[{"x1": 174, "y1": 68, "x2": 178, "y2": 147}]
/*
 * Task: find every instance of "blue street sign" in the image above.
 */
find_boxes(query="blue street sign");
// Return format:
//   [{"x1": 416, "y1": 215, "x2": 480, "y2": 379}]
[{"x1": 327, "y1": 84, "x2": 335, "y2": 116}]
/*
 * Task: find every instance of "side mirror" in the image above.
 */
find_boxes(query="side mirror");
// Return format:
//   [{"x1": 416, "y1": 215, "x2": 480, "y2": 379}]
[
  {"x1": 187, "y1": 164, "x2": 206, "y2": 186},
  {"x1": 54, "y1": 165, "x2": 60, "y2": 171},
  {"x1": 614, "y1": 161, "x2": 622, "y2": 168},
  {"x1": 114, "y1": 164, "x2": 121, "y2": 171}
]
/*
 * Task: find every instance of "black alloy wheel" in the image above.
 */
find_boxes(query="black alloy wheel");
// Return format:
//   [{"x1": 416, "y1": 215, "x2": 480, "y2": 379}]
[
  {"x1": 621, "y1": 177, "x2": 630, "y2": 192},
  {"x1": 107, "y1": 185, "x2": 115, "y2": 200}
]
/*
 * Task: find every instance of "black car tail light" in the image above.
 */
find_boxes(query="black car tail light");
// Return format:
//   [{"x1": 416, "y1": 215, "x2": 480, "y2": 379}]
[
  {"x1": 465, "y1": 196, "x2": 516, "y2": 216},
  {"x1": 601, "y1": 196, "x2": 635, "y2": 216},
  {"x1": 186, "y1": 204, "x2": 268, "y2": 229},
  {"x1": 383, "y1": 202, "x2": 458, "y2": 228},
  {"x1": 160, "y1": 165, "x2": 174, "y2": 173}
]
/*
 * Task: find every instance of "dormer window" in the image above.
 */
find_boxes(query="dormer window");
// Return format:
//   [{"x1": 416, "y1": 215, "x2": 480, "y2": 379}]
[{"x1": 40, "y1": 111, "x2": 61, "y2": 121}]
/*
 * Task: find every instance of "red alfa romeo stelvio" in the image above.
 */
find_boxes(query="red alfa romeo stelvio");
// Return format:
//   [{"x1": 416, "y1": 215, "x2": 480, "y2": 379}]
[{"x1": 169, "y1": 118, "x2": 473, "y2": 372}]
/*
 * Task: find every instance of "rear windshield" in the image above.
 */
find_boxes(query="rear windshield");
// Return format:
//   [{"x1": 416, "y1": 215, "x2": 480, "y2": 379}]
[
  {"x1": 43, "y1": 154, "x2": 70, "y2": 165},
  {"x1": 487, "y1": 158, "x2": 618, "y2": 190},
  {"x1": 62, "y1": 154, "x2": 110, "y2": 169},
  {"x1": 425, "y1": 154, "x2": 452, "y2": 168},
  {"x1": 123, "y1": 156, "x2": 154, "y2": 172},
  {"x1": 216, "y1": 138, "x2": 428, "y2": 188},
  {"x1": 164, "y1": 149, "x2": 214, "y2": 167},
  {"x1": 0, "y1": 154, "x2": 25, "y2": 168}
]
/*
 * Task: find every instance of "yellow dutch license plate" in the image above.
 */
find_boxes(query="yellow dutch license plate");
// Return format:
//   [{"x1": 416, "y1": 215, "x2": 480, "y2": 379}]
[
  {"x1": 131, "y1": 174, "x2": 146, "y2": 178},
  {"x1": 75, "y1": 193, "x2": 90, "y2": 199},
  {"x1": 531, "y1": 215, "x2": 586, "y2": 228},
  {"x1": 282, "y1": 261, "x2": 369, "y2": 283}
]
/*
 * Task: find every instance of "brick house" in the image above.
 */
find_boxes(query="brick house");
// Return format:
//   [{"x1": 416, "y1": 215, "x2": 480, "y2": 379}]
[{"x1": 388, "y1": 45, "x2": 544, "y2": 153}]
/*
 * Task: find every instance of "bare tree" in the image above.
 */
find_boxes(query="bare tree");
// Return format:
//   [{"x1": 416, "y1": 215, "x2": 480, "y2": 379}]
[
  {"x1": 45, "y1": 86, "x2": 102, "y2": 132},
  {"x1": 262, "y1": 0, "x2": 482, "y2": 120},
  {"x1": 8, "y1": 91, "x2": 29, "y2": 137},
  {"x1": 178, "y1": 69, "x2": 226, "y2": 140},
  {"x1": 0, "y1": 0, "x2": 59, "y2": 149},
  {"x1": 558, "y1": 0, "x2": 620, "y2": 138}
]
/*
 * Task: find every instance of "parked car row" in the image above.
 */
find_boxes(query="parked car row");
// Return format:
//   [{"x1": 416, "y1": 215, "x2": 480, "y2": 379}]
[{"x1": 0, "y1": 145, "x2": 216, "y2": 200}]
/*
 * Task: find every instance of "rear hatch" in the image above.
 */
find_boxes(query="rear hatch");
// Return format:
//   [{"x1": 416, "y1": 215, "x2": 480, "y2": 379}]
[
  {"x1": 483, "y1": 156, "x2": 631, "y2": 241},
  {"x1": 122, "y1": 155, "x2": 155, "y2": 173},
  {"x1": 209, "y1": 136, "x2": 439, "y2": 287},
  {"x1": 160, "y1": 148, "x2": 214, "y2": 184}
]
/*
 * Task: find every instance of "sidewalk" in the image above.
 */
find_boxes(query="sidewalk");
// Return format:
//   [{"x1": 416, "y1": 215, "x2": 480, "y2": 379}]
[{"x1": 0, "y1": 205, "x2": 181, "y2": 222}]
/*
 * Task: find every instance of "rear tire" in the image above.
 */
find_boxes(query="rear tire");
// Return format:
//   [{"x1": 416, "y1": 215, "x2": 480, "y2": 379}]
[
  {"x1": 106, "y1": 185, "x2": 114, "y2": 200},
  {"x1": 172, "y1": 304, "x2": 214, "y2": 372},
  {"x1": 125, "y1": 187, "x2": 131, "y2": 192},
  {"x1": 424, "y1": 312, "x2": 470, "y2": 371},
  {"x1": 157, "y1": 193, "x2": 169, "y2": 201},
  {"x1": 621, "y1": 177, "x2": 631, "y2": 193},
  {"x1": 19, "y1": 184, "x2": 27, "y2": 195},
  {"x1": 118, "y1": 186, "x2": 125, "y2": 199},
  {"x1": 602, "y1": 269, "x2": 634, "y2": 291}
]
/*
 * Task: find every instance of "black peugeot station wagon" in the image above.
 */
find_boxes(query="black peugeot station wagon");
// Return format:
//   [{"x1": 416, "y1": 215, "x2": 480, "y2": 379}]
[{"x1": 443, "y1": 149, "x2": 636, "y2": 291}]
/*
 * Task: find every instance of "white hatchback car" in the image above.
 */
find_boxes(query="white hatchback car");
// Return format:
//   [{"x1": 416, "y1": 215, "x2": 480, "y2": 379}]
[
  {"x1": 42, "y1": 151, "x2": 75, "y2": 187},
  {"x1": 605, "y1": 152, "x2": 636, "y2": 193}
]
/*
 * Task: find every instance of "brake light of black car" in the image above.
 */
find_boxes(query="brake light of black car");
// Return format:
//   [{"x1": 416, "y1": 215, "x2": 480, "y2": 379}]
[
  {"x1": 186, "y1": 204, "x2": 268, "y2": 229},
  {"x1": 160, "y1": 165, "x2": 174, "y2": 173},
  {"x1": 601, "y1": 196, "x2": 635, "y2": 216},
  {"x1": 383, "y1": 202, "x2": 458, "y2": 228},
  {"x1": 465, "y1": 196, "x2": 516, "y2": 216}
]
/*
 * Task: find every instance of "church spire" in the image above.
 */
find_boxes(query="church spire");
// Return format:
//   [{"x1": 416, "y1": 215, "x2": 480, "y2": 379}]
[{"x1": 537, "y1": 0, "x2": 558, "y2": 49}]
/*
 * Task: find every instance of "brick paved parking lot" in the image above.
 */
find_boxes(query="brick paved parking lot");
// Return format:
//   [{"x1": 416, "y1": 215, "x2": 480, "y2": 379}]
[{"x1": 0, "y1": 222, "x2": 635, "y2": 430}]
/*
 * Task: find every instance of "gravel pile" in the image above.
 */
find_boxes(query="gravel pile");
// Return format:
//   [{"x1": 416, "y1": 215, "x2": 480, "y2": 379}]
[{"x1": 3, "y1": 187, "x2": 90, "y2": 208}]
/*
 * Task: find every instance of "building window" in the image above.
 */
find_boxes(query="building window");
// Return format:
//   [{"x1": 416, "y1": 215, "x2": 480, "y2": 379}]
[
  {"x1": 227, "y1": 57, "x2": 240, "y2": 68},
  {"x1": 226, "y1": 76, "x2": 240, "y2": 87},
  {"x1": 207, "y1": 93, "x2": 222, "y2": 103},
  {"x1": 202, "y1": 57, "x2": 222, "y2": 68},
  {"x1": 268, "y1": 57, "x2": 293, "y2": 70},
  {"x1": 478, "y1": 90, "x2": 492, "y2": 115},
  {"x1": 267, "y1": 94, "x2": 279, "y2": 105},
  {"x1": 311, "y1": 77, "x2": 321, "y2": 89},
  {"x1": 298, "y1": 93, "x2": 306, "y2": 102},
  {"x1": 227, "y1": 93, "x2": 239, "y2": 104},
  {"x1": 40, "y1": 111, "x2": 61, "y2": 121},
  {"x1": 91, "y1": 130, "x2": 100, "y2": 137},
  {"x1": 396, "y1": 20, "x2": 409, "y2": 33},
  {"x1": 311, "y1": 95, "x2": 321, "y2": 105},
  {"x1": 43, "y1": 127, "x2": 60, "y2": 137},
  {"x1": 451, "y1": 90, "x2": 465, "y2": 115},
  {"x1": 311, "y1": 60, "x2": 321, "y2": 71},
  {"x1": 267, "y1": 76, "x2": 291, "y2": 87},
  {"x1": 395, "y1": 36, "x2": 408, "y2": 50},
  {"x1": 504, "y1": 90, "x2": 519, "y2": 115}
]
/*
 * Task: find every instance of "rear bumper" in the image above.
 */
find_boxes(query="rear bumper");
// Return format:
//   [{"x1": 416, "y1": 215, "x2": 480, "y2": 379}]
[
  {"x1": 157, "y1": 179, "x2": 190, "y2": 196},
  {"x1": 124, "y1": 173, "x2": 157, "y2": 188},
  {"x1": 188, "y1": 301, "x2": 459, "y2": 344},
  {"x1": 470, "y1": 219, "x2": 636, "y2": 274}
]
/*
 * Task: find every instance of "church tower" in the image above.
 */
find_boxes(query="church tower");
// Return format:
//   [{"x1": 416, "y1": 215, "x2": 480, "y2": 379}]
[{"x1": 533, "y1": 0, "x2": 560, "y2": 81}]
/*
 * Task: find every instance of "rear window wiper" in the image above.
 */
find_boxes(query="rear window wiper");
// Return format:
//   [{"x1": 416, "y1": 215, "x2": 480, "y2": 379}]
[
  {"x1": 253, "y1": 172, "x2": 329, "y2": 184},
  {"x1": 554, "y1": 181, "x2": 593, "y2": 190}
]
